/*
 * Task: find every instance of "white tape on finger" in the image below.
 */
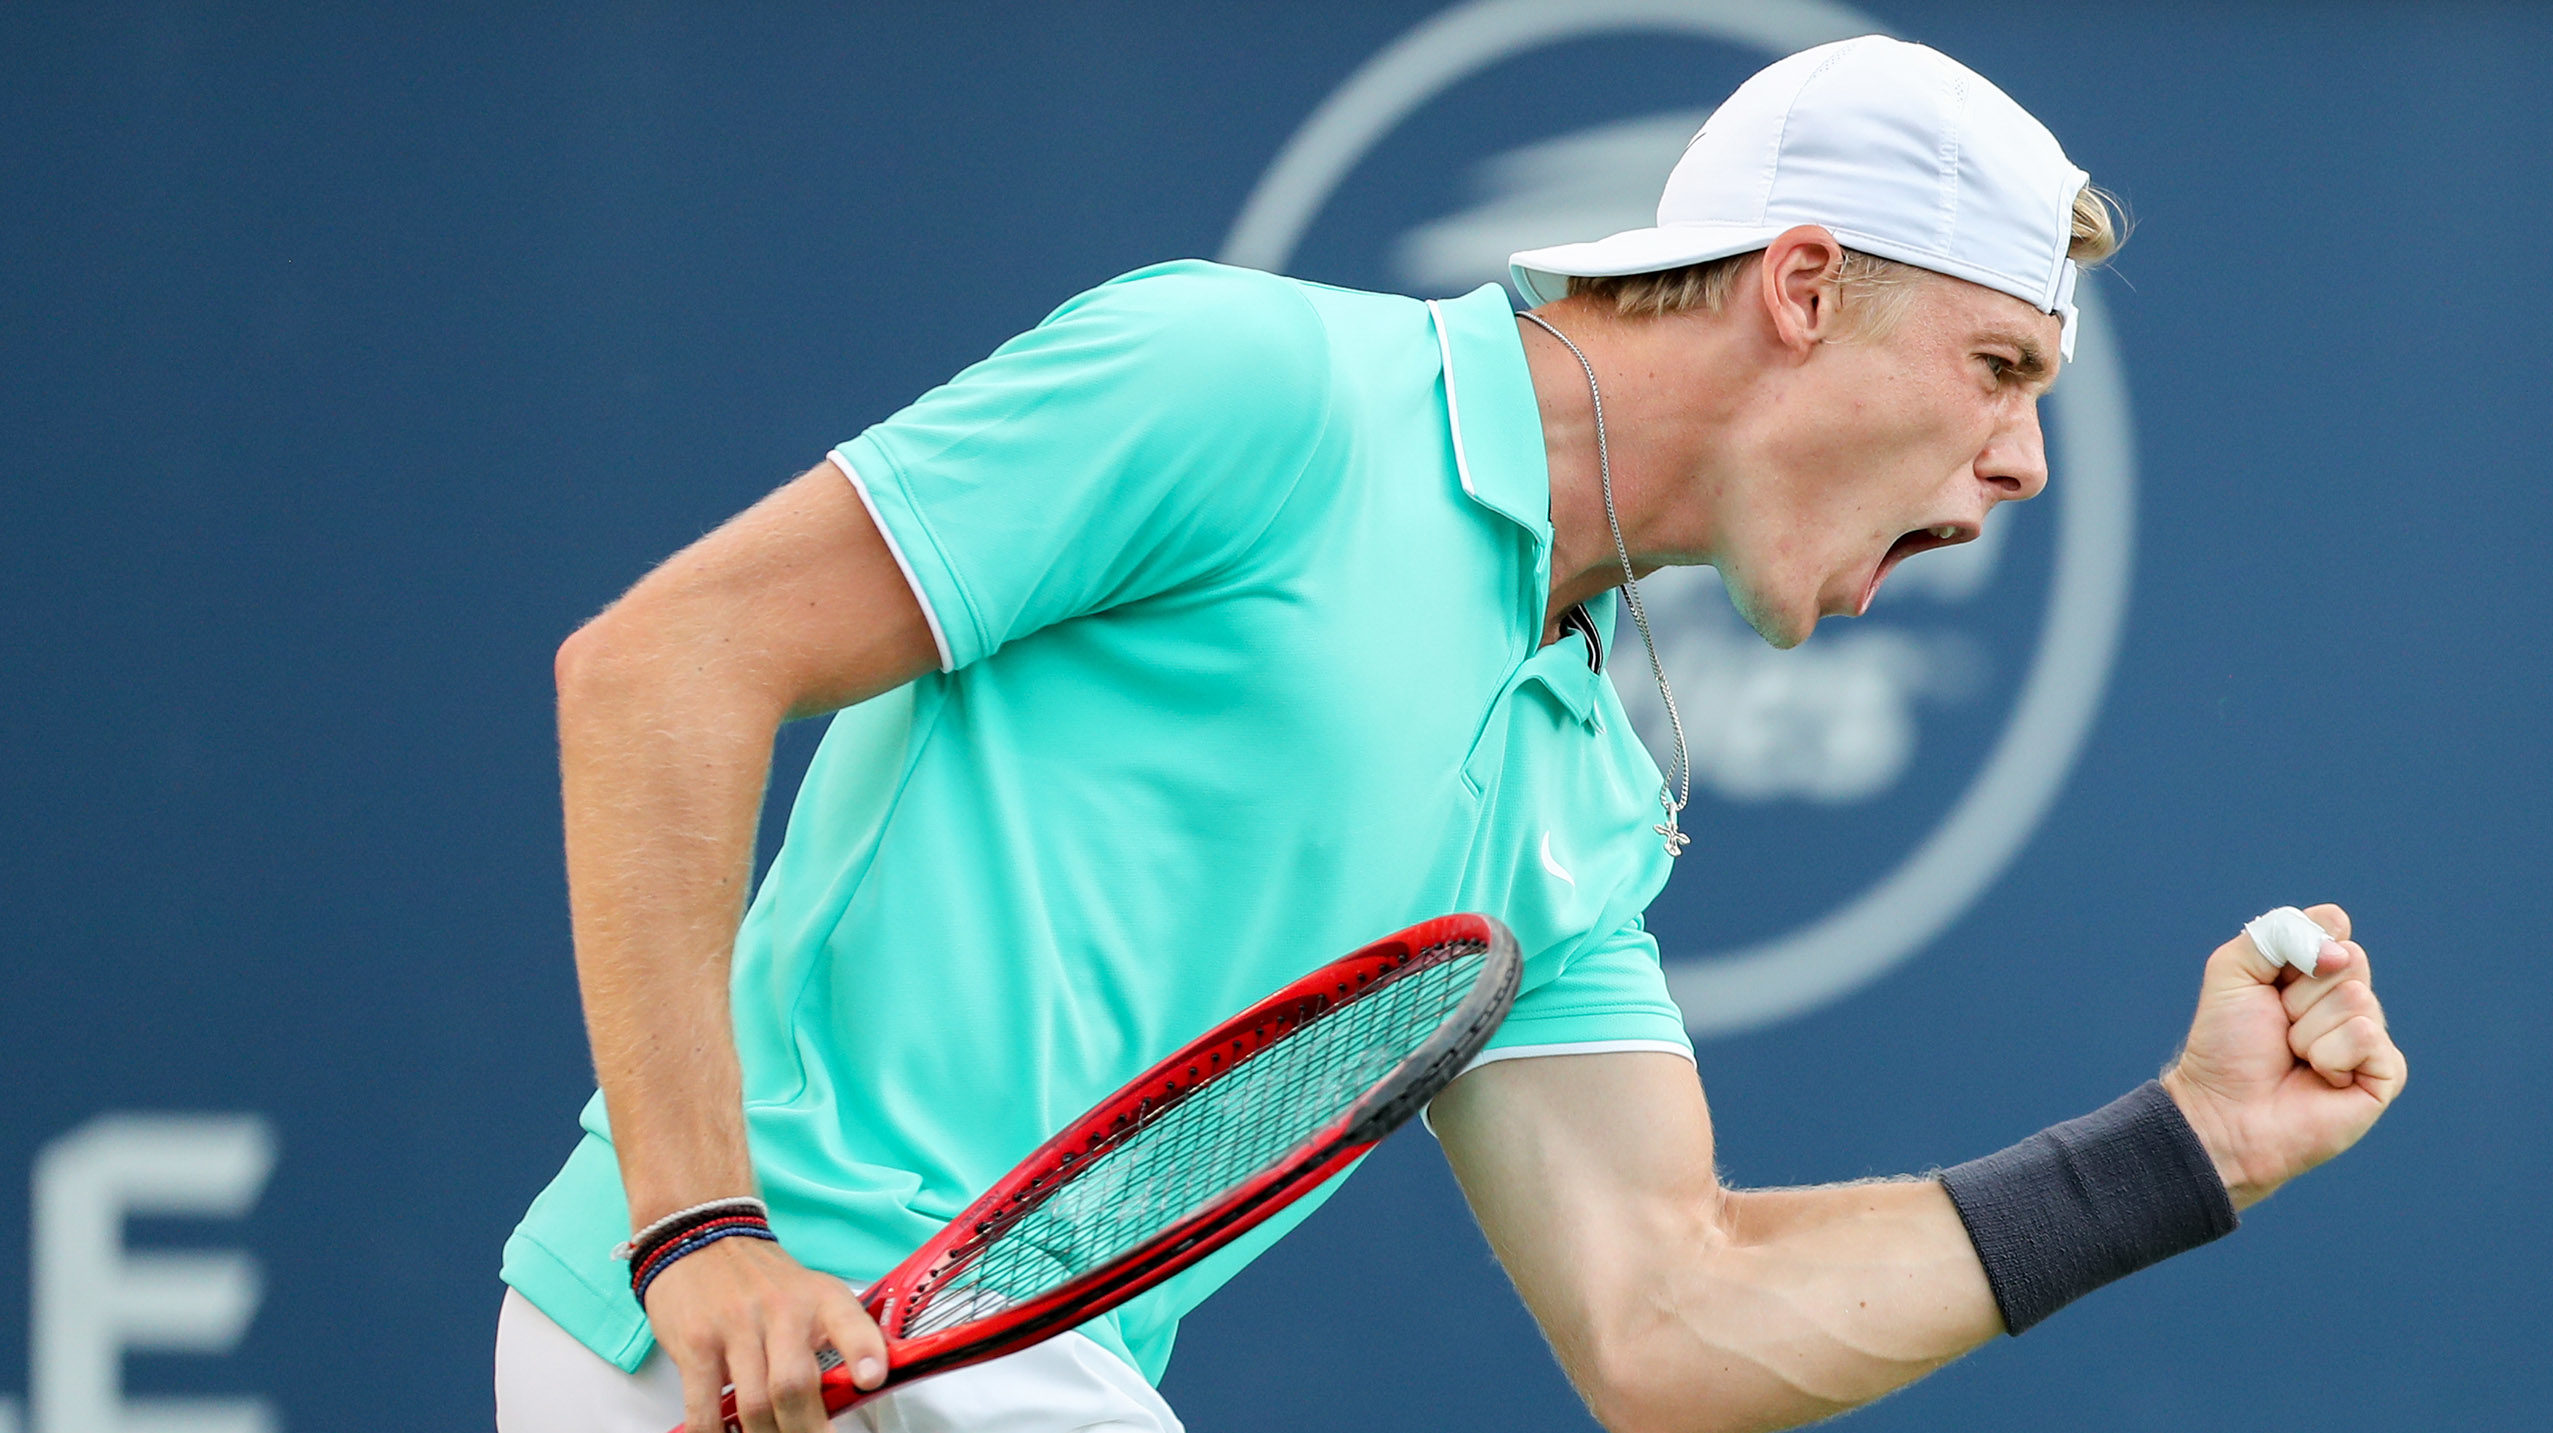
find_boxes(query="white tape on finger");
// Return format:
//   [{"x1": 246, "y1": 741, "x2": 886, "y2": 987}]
[{"x1": 2245, "y1": 906, "x2": 2330, "y2": 975}]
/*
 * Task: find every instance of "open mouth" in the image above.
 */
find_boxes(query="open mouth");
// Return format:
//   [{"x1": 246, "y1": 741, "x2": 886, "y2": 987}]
[{"x1": 1858, "y1": 523, "x2": 1972, "y2": 614}]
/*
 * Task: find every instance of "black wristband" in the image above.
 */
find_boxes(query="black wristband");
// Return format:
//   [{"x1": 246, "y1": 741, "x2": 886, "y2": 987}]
[{"x1": 1938, "y1": 1081, "x2": 2238, "y2": 1335}]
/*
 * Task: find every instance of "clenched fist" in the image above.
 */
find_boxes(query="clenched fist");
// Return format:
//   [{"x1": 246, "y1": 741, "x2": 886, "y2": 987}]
[{"x1": 2161, "y1": 903, "x2": 2408, "y2": 1209}]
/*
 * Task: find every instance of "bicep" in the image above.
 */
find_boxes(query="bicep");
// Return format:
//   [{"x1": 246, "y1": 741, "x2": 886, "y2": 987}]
[
  {"x1": 577, "y1": 462, "x2": 940, "y2": 720},
  {"x1": 1431, "y1": 1051, "x2": 1726, "y2": 1373}
]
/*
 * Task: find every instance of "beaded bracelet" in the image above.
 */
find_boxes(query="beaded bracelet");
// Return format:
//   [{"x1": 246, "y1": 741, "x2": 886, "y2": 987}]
[
  {"x1": 630, "y1": 1216, "x2": 777, "y2": 1309},
  {"x1": 613, "y1": 1196, "x2": 769, "y2": 1263},
  {"x1": 615, "y1": 1196, "x2": 779, "y2": 1309}
]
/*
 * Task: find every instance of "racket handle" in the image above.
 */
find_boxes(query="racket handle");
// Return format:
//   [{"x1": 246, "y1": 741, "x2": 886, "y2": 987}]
[
  {"x1": 820, "y1": 1355, "x2": 872, "y2": 1418},
  {"x1": 693, "y1": 1351, "x2": 878, "y2": 1432}
]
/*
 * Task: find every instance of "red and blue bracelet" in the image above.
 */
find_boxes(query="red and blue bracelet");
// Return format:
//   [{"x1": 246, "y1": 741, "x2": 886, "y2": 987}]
[{"x1": 616, "y1": 1197, "x2": 779, "y2": 1310}]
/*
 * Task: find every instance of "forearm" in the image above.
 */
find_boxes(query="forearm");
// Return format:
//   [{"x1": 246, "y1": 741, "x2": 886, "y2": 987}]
[
  {"x1": 1589, "y1": 1178, "x2": 1998, "y2": 1433},
  {"x1": 549, "y1": 466, "x2": 942, "y2": 1240},
  {"x1": 1438, "y1": 1055, "x2": 2000, "y2": 1433},
  {"x1": 558, "y1": 621, "x2": 786, "y2": 1227},
  {"x1": 1451, "y1": 900, "x2": 2405, "y2": 1433}
]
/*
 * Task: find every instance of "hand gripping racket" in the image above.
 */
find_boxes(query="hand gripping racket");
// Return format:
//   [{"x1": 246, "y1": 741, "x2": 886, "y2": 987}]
[{"x1": 691, "y1": 912, "x2": 1520, "y2": 1430}]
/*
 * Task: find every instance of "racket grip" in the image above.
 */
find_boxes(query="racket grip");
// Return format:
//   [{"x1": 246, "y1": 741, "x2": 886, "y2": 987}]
[
  {"x1": 820, "y1": 1355, "x2": 871, "y2": 1418},
  {"x1": 693, "y1": 1352, "x2": 877, "y2": 1432}
]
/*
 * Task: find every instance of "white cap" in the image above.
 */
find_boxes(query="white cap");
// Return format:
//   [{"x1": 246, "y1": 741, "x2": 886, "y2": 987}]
[{"x1": 1509, "y1": 36, "x2": 2091, "y2": 359}]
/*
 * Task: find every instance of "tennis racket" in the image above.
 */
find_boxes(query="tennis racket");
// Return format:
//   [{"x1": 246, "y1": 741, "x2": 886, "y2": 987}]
[{"x1": 689, "y1": 911, "x2": 1520, "y2": 1431}]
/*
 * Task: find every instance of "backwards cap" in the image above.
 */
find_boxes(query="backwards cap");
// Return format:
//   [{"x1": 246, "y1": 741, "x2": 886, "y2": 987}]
[{"x1": 1509, "y1": 36, "x2": 2091, "y2": 359}]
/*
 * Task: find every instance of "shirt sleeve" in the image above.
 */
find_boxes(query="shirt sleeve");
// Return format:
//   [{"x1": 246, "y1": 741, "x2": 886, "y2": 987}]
[
  {"x1": 832, "y1": 261, "x2": 1334, "y2": 671},
  {"x1": 1478, "y1": 914, "x2": 1695, "y2": 1068}
]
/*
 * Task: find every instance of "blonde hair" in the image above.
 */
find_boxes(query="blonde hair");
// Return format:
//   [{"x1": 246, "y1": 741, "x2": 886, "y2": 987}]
[
  {"x1": 1565, "y1": 180, "x2": 2130, "y2": 333},
  {"x1": 2067, "y1": 181, "x2": 2128, "y2": 264}
]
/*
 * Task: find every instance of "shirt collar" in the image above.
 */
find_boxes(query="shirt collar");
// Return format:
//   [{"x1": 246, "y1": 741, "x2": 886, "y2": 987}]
[{"x1": 1426, "y1": 285, "x2": 1551, "y2": 547}]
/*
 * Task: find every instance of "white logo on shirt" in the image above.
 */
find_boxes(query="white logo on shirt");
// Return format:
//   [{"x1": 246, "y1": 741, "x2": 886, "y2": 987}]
[{"x1": 1538, "y1": 831, "x2": 1577, "y2": 890}]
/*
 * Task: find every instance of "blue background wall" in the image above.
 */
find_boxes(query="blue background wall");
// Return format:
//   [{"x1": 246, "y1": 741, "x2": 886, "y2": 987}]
[{"x1": 4, "y1": 2, "x2": 2546, "y2": 1427}]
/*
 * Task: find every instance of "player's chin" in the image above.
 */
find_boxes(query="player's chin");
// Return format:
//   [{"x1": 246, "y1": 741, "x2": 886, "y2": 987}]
[
  {"x1": 1758, "y1": 615, "x2": 1814, "y2": 649},
  {"x1": 1726, "y1": 577, "x2": 1819, "y2": 650}
]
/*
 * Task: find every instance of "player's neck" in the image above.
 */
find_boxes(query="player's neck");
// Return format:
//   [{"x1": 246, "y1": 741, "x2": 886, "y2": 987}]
[{"x1": 1516, "y1": 300, "x2": 1752, "y2": 644}]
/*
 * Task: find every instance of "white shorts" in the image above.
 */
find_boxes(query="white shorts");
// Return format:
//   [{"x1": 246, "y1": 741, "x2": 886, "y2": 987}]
[{"x1": 494, "y1": 1289, "x2": 1184, "y2": 1433}]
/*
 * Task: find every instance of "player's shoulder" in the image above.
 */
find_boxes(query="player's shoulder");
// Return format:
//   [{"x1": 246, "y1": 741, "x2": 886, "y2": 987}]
[
  {"x1": 1037, "y1": 260, "x2": 1337, "y2": 417},
  {"x1": 1046, "y1": 261, "x2": 1327, "y2": 357},
  {"x1": 1058, "y1": 257, "x2": 1310, "y2": 312}
]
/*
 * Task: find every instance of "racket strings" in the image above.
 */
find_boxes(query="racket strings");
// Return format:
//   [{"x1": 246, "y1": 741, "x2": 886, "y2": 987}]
[{"x1": 900, "y1": 941, "x2": 1488, "y2": 1337}]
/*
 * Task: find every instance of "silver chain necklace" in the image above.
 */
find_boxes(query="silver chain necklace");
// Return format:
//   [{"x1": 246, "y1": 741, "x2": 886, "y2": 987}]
[{"x1": 1518, "y1": 311, "x2": 1691, "y2": 858}]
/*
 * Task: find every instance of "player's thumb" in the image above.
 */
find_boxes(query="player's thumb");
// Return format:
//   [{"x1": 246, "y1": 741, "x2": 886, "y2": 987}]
[
  {"x1": 819, "y1": 1287, "x2": 890, "y2": 1394},
  {"x1": 2209, "y1": 905, "x2": 2347, "y2": 991},
  {"x1": 2206, "y1": 927, "x2": 2287, "y2": 992}
]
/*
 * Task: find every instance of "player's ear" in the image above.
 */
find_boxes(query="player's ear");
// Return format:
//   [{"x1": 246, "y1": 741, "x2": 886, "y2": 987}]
[{"x1": 1759, "y1": 225, "x2": 1846, "y2": 357}]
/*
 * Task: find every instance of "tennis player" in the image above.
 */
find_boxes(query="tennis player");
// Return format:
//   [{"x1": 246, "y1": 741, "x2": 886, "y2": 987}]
[{"x1": 497, "y1": 37, "x2": 2404, "y2": 1433}]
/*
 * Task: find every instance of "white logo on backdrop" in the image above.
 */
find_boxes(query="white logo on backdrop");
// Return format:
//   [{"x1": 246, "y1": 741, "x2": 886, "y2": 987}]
[
  {"x1": 2, "y1": 1114, "x2": 277, "y2": 1433},
  {"x1": 1222, "y1": 0, "x2": 2138, "y2": 1037}
]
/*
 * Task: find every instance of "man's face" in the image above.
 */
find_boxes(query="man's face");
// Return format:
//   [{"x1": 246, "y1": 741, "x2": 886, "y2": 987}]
[{"x1": 1713, "y1": 272, "x2": 2060, "y2": 649}]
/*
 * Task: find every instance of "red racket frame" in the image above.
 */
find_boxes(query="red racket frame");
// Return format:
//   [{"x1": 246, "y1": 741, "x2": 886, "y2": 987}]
[{"x1": 693, "y1": 912, "x2": 1518, "y2": 1430}]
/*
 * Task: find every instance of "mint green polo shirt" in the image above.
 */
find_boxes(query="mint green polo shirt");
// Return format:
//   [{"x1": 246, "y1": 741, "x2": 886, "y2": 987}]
[{"x1": 503, "y1": 261, "x2": 1693, "y2": 1383}]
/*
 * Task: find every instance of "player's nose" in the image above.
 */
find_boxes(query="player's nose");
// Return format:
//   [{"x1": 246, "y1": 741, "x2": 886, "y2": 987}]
[{"x1": 1980, "y1": 402, "x2": 2048, "y2": 502}]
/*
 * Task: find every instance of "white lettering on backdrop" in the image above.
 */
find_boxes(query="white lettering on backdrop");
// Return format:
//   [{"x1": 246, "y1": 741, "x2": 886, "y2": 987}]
[{"x1": 6, "y1": 1114, "x2": 279, "y2": 1433}]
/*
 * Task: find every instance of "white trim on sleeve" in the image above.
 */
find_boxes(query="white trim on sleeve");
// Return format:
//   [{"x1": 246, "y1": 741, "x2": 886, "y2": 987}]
[
  {"x1": 829, "y1": 449, "x2": 955, "y2": 672},
  {"x1": 1419, "y1": 1038, "x2": 1696, "y2": 1137},
  {"x1": 1461, "y1": 1038, "x2": 1695, "y2": 1074}
]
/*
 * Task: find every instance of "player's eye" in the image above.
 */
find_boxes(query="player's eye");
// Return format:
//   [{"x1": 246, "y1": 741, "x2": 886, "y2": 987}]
[{"x1": 1980, "y1": 354, "x2": 2015, "y2": 380}]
